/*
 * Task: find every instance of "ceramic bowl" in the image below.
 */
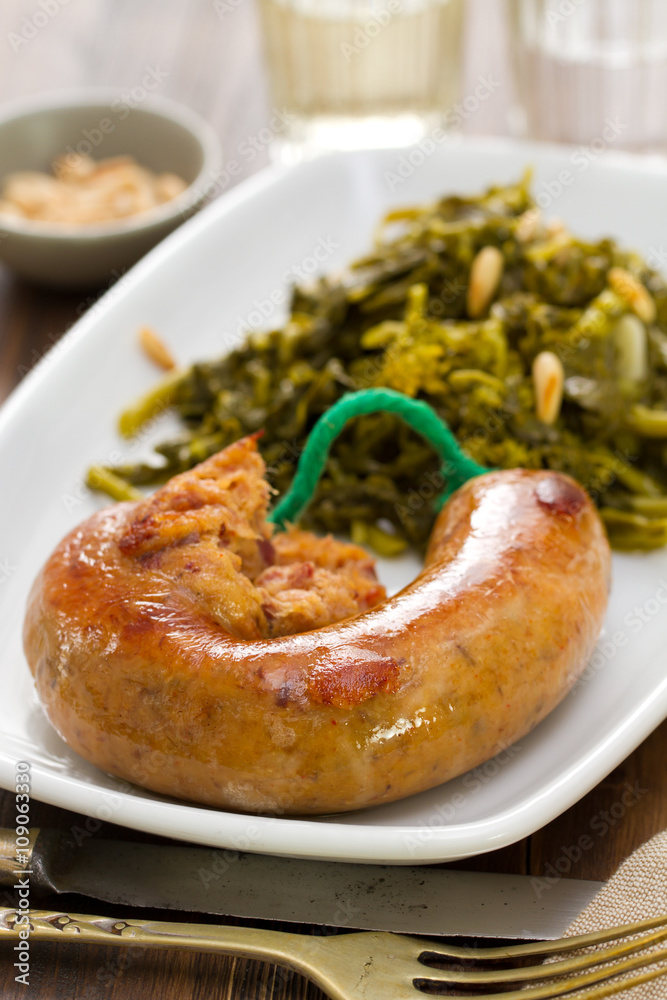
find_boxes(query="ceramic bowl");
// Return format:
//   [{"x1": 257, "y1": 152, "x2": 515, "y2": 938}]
[{"x1": 0, "y1": 90, "x2": 221, "y2": 288}]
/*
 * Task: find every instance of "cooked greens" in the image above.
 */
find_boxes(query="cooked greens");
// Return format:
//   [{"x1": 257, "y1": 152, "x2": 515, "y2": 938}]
[{"x1": 98, "y1": 171, "x2": 667, "y2": 551}]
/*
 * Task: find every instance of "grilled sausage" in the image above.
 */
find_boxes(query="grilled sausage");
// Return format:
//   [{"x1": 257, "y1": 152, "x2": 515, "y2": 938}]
[{"x1": 24, "y1": 440, "x2": 610, "y2": 815}]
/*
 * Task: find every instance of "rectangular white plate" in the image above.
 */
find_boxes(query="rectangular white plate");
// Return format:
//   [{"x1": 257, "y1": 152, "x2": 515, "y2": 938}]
[{"x1": 1, "y1": 137, "x2": 667, "y2": 864}]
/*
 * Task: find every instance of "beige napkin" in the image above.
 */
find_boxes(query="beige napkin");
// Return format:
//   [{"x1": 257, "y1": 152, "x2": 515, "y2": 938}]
[{"x1": 544, "y1": 831, "x2": 667, "y2": 997}]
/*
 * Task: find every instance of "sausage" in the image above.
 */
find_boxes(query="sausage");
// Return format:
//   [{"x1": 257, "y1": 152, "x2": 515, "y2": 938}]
[{"x1": 24, "y1": 441, "x2": 610, "y2": 816}]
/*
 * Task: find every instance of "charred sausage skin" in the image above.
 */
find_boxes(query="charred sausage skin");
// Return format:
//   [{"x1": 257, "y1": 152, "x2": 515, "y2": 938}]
[{"x1": 24, "y1": 465, "x2": 610, "y2": 815}]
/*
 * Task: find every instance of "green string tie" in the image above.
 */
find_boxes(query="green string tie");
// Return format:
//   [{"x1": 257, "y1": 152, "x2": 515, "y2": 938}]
[{"x1": 268, "y1": 388, "x2": 490, "y2": 529}]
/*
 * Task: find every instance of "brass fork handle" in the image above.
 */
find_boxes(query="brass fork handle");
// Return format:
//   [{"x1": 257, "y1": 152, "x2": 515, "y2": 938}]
[
  {"x1": 1, "y1": 908, "x2": 398, "y2": 1000},
  {"x1": 1, "y1": 908, "x2": 314, "y2": 972}
]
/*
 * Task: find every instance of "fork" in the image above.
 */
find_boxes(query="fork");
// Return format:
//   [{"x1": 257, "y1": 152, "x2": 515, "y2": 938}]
[{"x1": 2, "y1": 908, "x2": 667, "y2": 998}]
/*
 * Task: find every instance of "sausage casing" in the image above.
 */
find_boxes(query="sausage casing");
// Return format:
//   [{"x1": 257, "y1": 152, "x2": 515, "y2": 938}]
[{"x1": 24, "y1": 463, "x2": 610, "y2": 815}]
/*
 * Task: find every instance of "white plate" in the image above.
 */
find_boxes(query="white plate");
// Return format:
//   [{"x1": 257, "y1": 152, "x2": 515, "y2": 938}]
[{"x1": 2, "y1": 138, "x2": 667, "y2": 864}]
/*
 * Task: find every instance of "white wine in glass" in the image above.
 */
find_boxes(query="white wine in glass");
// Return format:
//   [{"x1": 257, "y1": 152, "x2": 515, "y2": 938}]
[{"x1": 259, "y1": 0, "x2": 466, "y2": 156}]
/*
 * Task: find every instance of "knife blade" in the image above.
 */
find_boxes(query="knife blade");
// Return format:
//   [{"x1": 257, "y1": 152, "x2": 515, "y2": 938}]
[{"x1": 1, "y1": 827, "x2": 602, "y2": 940}]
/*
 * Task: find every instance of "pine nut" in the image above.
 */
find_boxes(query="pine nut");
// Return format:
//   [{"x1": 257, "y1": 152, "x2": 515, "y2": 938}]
[
  {"x1": 533, "y1": 351, "x2": 564, "y2": 425},
  {"x1": 467, "y1": 246, "x2": 504, "y2": 319},
  {"x1": 608, "y1": 267, "x2": 656, "y2": 324},
  {"x1": 545, "y1": 217, "x2": 566, "y2": 238},
  {"x1": 139, "y1": 326, "x2": 177, "y2": 370},
  {"x1": 612, "y1": 314, "x2": 647, "y2": 382},
  {"x1": 515, "y1": 208, "x2": 541, "y2": 243}
]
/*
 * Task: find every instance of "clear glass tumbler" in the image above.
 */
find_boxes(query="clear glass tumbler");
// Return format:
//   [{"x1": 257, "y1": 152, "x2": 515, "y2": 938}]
[
  {"x1": 509, "y1": 0, "x2": 667, "y2": 150},
  {"x1": 258, "y1": 0, "x2": 466, "y2": 157}
]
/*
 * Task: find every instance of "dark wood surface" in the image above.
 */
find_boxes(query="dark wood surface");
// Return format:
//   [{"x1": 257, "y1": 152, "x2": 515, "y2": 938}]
[{"x1": 0, "y1": 1, "x2": 666, "y2": 997}]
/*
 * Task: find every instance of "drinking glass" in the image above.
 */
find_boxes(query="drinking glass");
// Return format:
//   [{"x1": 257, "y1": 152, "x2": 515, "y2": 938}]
[
  {"x1": 509, "y1": 0, "x2": 667, "y2": 150},
  {"x1": 258, "y1": 0, "x2": 466, "y2": 157}
]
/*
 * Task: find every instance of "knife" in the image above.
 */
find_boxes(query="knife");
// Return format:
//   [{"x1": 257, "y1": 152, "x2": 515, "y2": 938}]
[{"x1": 0, "y1": 827, "x2": 602, "y2": 940}]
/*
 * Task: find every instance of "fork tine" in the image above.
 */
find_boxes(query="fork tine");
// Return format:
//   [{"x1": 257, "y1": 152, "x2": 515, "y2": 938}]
[
  {"x1": 437, "y1": 961, "x2": 667, "y2": 1000},
  {"x1": 417, "y1": 911, "x2": 667, "y2": 963},
  {"x1": 416, "y1": 941, "x2": 667, "y2": 999},
  {"x1": 419, "y1": 921, "x2": 667, "y2": 987}
]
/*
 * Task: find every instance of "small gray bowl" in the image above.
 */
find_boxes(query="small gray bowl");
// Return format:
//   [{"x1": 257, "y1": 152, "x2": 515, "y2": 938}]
[{"x1": 0, "y1": 90, "x2": 221, "y2": 289}]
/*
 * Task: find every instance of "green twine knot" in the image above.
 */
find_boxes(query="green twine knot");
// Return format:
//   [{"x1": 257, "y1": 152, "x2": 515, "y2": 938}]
[{"x1": 268, "y1": 388, "x2": 489, "y2": 529}]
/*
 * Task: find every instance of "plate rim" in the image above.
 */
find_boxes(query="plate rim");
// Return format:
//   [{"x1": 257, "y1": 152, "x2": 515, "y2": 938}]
[{"x1": 2, "y1": 135, "x2": 667, "y2": 863}]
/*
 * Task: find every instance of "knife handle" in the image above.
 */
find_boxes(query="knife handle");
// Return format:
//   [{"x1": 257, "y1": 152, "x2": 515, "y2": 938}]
[{"x1": 0, "y1": 828, "x2": 39, "y2": 887}]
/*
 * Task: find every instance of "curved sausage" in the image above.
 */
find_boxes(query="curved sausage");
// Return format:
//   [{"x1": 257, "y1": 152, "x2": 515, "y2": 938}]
[{"x1": 24, "y1": 443, "x2": 610, "y2": 815}]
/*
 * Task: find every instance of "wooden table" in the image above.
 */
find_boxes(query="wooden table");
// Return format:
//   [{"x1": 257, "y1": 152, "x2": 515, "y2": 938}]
[{"x1": 0, "y1": 1, "x2": 666, "y2": 997}]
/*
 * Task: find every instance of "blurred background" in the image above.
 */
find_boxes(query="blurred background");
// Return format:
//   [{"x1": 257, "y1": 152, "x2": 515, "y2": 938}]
[
  {"x1": 0, "y1": 0, "x2": 516, "y2": 384},
  {"x1": 0, "y1": 0, "x2": 513, "y2": 176},
  {"x1": 2, "y1": 10, "x2": 667, "y2": 999},
  {"x1": 1, "y1": 0, "x2": 666, "y2": 376}
]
